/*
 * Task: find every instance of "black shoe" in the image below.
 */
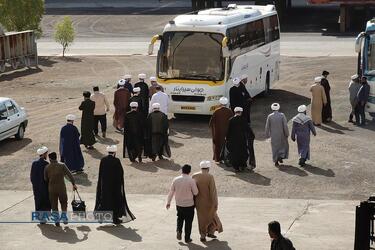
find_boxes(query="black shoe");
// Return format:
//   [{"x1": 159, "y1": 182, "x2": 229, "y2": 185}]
[
  {"x1": 279, "y1": 159, "x2": 283, "y2": 164},
  {"x1": 63, "y1": 220, "x2": 68, "y2": 225},
  {"x1": 200, "y1": 237, "x2": 206, "y2": 242},
  {"x1": 185, "y1": 238, "x2": 193, "y2": 243},
  {"x1": 151, "y1": 157, "x2": 156, "y2": 162},
  {"x1": 207, "y1": 233, "x2": 217, "y2": 239},
  {"x1": 55, "y1": 222, "x2": 60, "y2": 227},
  {"x1": 113, "y1": 218, "x2": 122, "y2": 225},
  {"x1": 159, "y1": 155, "x2": 164, "y2": 160},
  {"x1": 138, "y1": 157, "x2": 142, "y2": 163},
  {"x1": 348, "y1": 120, "x2": 354, "y2": 123},
  {"x1": 275, "y1": 161, "x2": 279, "y2": 167},
  {"x1": 176, "y1": 232, "x2": 182, "y2": 241}
]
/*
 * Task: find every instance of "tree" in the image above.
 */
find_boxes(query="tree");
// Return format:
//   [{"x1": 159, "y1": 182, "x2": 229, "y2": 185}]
[
  {"x1": 0, "y1": 0, "x2": 44, "y2": 37},
  {"x1": 54, "y1": 16, "x2": 75, "y2": 57}
]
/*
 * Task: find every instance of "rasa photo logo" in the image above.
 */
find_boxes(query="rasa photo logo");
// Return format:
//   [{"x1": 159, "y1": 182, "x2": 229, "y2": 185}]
[{"x1": 30, "y1": 211, "x2": 113, "y2": 224}]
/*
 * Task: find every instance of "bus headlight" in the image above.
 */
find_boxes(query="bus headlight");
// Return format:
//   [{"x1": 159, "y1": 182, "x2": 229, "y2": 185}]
[{"x1": 206, "y1": 95, "x2": 223, "y2": 102}]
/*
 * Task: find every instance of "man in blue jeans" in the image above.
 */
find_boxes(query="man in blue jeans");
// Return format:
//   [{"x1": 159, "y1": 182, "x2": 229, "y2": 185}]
[
  {"x1": 166, "y1": 165, "x2": 199, "y2": 243},
  {"x1": 355, "y1": 76, "x2": 370, "y2": 126}
]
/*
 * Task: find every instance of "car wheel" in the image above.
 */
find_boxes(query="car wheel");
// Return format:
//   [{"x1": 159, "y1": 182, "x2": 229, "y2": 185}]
[{"x1": 15, "y1": 125, "x2": 24, "y2": 140}]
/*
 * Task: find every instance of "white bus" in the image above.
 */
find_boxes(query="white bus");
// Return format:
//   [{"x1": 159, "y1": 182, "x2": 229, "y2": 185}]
[
  {"x1": 355, "y1": 19, "x2": 375, "y2": 118},
  {"x1": 149, "y1": 4, "x2": 280, "y2": 115}
]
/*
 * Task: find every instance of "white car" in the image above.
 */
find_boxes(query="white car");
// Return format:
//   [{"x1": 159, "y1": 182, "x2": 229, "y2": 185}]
[{"x1": 0, "y1": 97, "x2": 28, "y2": 141}]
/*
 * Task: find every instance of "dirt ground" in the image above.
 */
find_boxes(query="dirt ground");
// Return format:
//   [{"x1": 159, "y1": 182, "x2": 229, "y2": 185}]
[{"x1": 0, "y1": 55, "x2": 374, "y2": 200}]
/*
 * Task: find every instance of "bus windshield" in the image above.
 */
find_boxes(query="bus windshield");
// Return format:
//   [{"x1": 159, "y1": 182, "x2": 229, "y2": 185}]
[
  {"x1": 158, "y1": 32, "x2": 224, "y2": 81},
  {"x1": 366, "y1": 34, "x2": 375, "y2": 75}
]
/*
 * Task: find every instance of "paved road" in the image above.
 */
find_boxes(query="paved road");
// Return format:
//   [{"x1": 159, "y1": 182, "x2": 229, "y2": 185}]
[{"x1": 0, "y1": 190, "x2": 356, "y2": 250}]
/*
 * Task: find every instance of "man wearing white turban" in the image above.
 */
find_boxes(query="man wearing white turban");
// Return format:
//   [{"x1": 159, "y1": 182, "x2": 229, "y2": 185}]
[
  {"x1": 95, "y1": 145, "x2": 136, "y2": 225},
  {"x1": 209, "y1": 97, "x2": 233, "y2": 163},
  {"x1": 291, "y1": 105, "x2": 316, "y2": 166},
  {"x1": 113, "y1": 79, "x2": 131, "y2": 131},
  {"x1": 192, "y1": 161, "x2": 223, "y2": 242},
  {"x1": 134, "y1": 73, "x2": 150, "y2": 118},
  {"x1": 265, "y1": 103, "x2": 289, "y2": 166},
  {"x1": 310, "y1": 77, "x2": 327, "y2": 126},
  {"x1": 59, "y1": 114, "x2": 84, "y2": 172},
  {"x1": 30, "y1": 146, "x2": 51, "y2": 219},
  {"x1": 146, "y1": 102, "x2": 170, "y2": 161}
]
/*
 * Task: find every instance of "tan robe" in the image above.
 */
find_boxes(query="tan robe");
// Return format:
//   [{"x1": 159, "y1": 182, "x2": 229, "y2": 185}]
[
  {"x1": 310, "y1": 84, "x2": 327, "y2": 125},
  {"x1": 209, "y1": 107, "x2": 233, "y2": 162},
  {"x1": 192, "y1": 172, "x2": 223, "y2": 236},
  {"x1": 113, "y1": 87, "x2": 130, "y2": 129}
]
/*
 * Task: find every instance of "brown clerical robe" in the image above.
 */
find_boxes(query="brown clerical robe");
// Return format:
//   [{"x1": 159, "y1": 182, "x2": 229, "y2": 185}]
[
  {"x1": 209, "y1": 106, "x2": 233, "y2": 162},
  {"x1": 310, "y1": 83, "x2": 327, "y2": 125},
  {"x1": 113, "y1": 87, "x2": 130, "y2": 129},
  {"x1": 192, "y1": 171, "x2": 223, "y2": 236}
]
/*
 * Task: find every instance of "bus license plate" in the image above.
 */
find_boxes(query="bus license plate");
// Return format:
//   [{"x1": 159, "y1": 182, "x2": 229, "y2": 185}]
[{"x1": 181, "y1": 106, "x2": 196, "y2": 110}]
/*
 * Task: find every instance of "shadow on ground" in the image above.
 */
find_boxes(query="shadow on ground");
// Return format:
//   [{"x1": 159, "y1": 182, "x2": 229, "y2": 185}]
[
  {"x1": 97, "y1": 224, "x2": 142, "y2": 242},
  {"x1": 38, "y1": 224, "x2": 91, "y2": 243},
  {"x1": 0, "y1": 138, "x2": 32, "y2": 157}
]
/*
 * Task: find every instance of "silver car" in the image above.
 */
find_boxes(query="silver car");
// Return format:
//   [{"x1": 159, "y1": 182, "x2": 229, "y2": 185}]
[{"x1": 0, "y1": 97, "x2": 28, "y2": 141}]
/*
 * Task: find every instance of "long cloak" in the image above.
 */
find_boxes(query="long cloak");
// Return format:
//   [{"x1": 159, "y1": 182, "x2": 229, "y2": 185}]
[
  {"x1": 321, "y1": 77, "x2": 332, "y2": 122},
  {"x1": 30, "y1": 158, "x2": 51, "y2": 211},
  {"x1": 229, "y1": 86, "x2": 244, "y2": 111},
  {"x1": 247, "y1": 125, "x2": 256, "y2": 167},
  {"x1": 124, "y1": 81, "x2": 133, "y2": 94},
  {"x1": 123, "y1": 110, "x2": 145, "y2": 160},
  {"x1": 145, "y1": 111, "x2": 171, "y2": 157},
  {"x1": 95, "y1": 155, "x2": 136, "y2": 222},
  {"x1": 310, "y1": 84, "x2": 327, "y2": 125},
  {"x1": 209, "y1": 107, "x2": 233, "y2": 162},
  {"x1": 226, "y1": 115, "x2": 249, "y2": 169},
  {"x1": 79, "y1": 98, "x2": 96, "y2": 146},
  {"x1": 134, "y1": 81, "x2": 150, "y2": 118},
  {"x1": 265, "y1": 111, "x2": 289, "y2": 162},
  {"x1": 291, "y1": 113, "x2": 316, "y2": 160},
  {"x1": 239, "y1": 83, "x2": 252, "y2": 123},
  {"x1": 192, "y1": 172, "x2": 223, "y2": 236},
  {"x1": 348, "y1": 80, "x2": 361, "y2": 111},
  {"x1": 59, "y1": 123, "x2": 84, "y2": 171},
  {"x1": 113, "y1": 87, "x2": 130, "y2": 129}
]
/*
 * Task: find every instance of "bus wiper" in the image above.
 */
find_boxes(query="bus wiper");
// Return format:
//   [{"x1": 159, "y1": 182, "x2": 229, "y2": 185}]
[{"x1": 190, "y1": 74, "x2": 217, "y2": 82}]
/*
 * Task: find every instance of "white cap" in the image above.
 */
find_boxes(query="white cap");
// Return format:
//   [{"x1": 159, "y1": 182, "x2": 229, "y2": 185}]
[
  {"x1": 130, "y1": 102, "x2": 138, "y2": 108},
  {"x1": 232, "y1": 77, "x2": 240, "y2": 85},
  {"x1": 199, "y1": 160, "x2": 211, "y2": 169},
  {"x1": 133, "y1": 87, "x2": 141, "y2": 93},
  {"x1": 118, "y1": 79, "x2": 126, "y2": 86},
  {"x1": 37, "y1": 146, "x2": 48, "y2": 155},
  {"x1": 150, "y1": 76, "x2": 157, "y2": 81},
  {"x1": 234, "y1": 107, "x2": 243, "y2": 112},
  {"x1": 314, "y1": 76, "x2": 322, "y2": 83},
  {"x1": 66, "y1": 114, "x2": 76, "y2": 121},
  {"x1": 152, "y1": 103, "x2": 161, "y2": 110},
  {"x1": 351, "y1": 74, "x2": 359, "y2": 80},
  {"x1": 138, "y1": 73, "x2": 146, "y2": 79},
  {"x1": 124, "y1": 74, "x2": 132, "y2": 79},
  {"x1": 219, "y1": 97, "x2": 228, "y2": 105},
  {"x1": 106, "y1": 145, "x2": 117, "y2": 153},
  {"x1": 271, "y1": 103, "x2": 280, "y2": 111},
  {"x1": 298, "y1": 105, "x2": 307, "y2": 113},
  {"x1": 241, "y1": 74, "x2": 248, "y2": 80}
]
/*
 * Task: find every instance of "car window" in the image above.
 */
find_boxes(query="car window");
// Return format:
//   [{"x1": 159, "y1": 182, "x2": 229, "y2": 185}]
[
  {"x1": 0, "y1": 103, "x2": 8, "y2": 118},
  {"x1": 5, "y1": 101, "x2": 18, "y2": 116}
]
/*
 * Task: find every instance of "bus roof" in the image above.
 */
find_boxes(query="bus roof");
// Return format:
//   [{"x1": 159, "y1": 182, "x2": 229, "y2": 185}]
[
  {"x1": 163, "y1": 4, "x2": 277, "y2": 34},
  {"x1": 366, "y1": 19, "x2": 375, "y2": 33}
]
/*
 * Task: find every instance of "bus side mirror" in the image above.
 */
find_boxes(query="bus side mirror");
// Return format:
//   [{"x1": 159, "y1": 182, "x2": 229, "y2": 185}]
[
  {"x1": 222, "y1": 36, "x2": 230, "y2": 57},
  {"x1": 148, "y1": 35, "x2": 162, "y2": 55},
  {"x1": 355, "y1": 32, "x2": 365, "y2": 53}
]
